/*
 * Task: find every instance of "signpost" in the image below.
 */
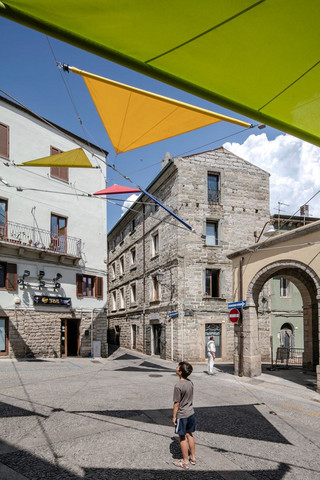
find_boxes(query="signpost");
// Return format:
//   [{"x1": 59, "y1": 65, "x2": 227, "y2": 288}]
[
  {"x1": 228, "y1": 300, "x2": 246, "y2": 309},
  {"x1": 229, "y1": 308, "x2": 240, "y2": 323}
]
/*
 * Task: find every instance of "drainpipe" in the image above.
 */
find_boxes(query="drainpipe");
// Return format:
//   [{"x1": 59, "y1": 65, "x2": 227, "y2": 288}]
[
  {"x1": 91, "y1": 309, "x2": 94, "y2": 358},
  {"x1": 142, "y1": 204, "x2": 146, "y2": 352},
  {"x1": 239, "y1": 257, "x2": 244, "y2": 377}
]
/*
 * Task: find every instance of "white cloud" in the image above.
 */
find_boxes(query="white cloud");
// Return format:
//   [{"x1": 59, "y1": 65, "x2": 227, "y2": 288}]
[
  {"x1": 224, "y1": 133, "x2": 320, "y2": 218},
  {"x1": 121, "y1": 193, "x2": 140, "y2": 216}
]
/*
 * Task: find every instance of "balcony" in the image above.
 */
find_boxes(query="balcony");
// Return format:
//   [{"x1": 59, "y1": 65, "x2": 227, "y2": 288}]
[
  {"x1": 0, "y1": 221, "x2": 82, "y2": 258},
  {"x1": 208, "y1": 188, "x2": 220, "y2": 203}
]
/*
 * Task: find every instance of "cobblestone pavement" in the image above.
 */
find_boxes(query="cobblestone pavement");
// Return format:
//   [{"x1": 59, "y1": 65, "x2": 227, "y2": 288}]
[{"x1": 0, "y1": 349, "x2": 320, "y2": 479}]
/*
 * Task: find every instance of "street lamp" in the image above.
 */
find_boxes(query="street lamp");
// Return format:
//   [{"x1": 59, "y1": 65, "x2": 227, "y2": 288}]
[{"x1": 254, "y1": 221, "x2": 276, "y2": 242}]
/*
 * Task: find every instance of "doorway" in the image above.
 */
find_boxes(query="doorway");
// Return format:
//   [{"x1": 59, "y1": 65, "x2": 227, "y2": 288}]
[
  {"x1": 205, "y1": 323, "x2": 222, "y2": 358},
  {"x1": 61, "y1": 319, "x2": 80, "y2": 357},
  {"x1": 152, "y1": 324, "x2": 162, "y2": 355},
  {"x1": 132, "y1": 324, "x2": 137, "y2": 349}
]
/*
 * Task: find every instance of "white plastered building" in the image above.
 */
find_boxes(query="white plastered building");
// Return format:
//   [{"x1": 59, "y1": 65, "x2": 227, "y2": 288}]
[{"x1": 0, "y1": 96, "x2": 108, "y2": 358}]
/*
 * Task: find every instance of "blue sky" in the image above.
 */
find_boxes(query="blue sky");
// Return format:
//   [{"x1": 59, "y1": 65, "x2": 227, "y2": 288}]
[{"x1": 0, "y1": 16, "x2": 293, "y2": 229}]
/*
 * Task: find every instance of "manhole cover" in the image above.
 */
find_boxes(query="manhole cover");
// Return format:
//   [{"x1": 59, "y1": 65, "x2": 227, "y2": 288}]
[{"x1": 149, "y1": 374, "x2": 163, "y2": 378}]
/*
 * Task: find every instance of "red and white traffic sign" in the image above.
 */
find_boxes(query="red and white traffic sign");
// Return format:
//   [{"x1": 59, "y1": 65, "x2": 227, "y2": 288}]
[{"x1": 229, "y1": 308, "x2": 240, "y2": 323}]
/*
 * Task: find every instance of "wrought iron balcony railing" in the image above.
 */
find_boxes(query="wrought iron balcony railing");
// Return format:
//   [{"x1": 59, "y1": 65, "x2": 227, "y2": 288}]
[
  {"x1": 0, "y1": 221, "x2": 82, "y2": 257},
  {"x1": 208, "y1": 189, "x2": 220, "y2": 203}
]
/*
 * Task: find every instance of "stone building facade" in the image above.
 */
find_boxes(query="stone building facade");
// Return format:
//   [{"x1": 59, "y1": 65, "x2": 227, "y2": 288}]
[
  {"x1": 107, "y1": 147, "x2": 270, "y2": 362},
  {"x1": 0, "y1": 96, "x2": 108, "y2": 359}
]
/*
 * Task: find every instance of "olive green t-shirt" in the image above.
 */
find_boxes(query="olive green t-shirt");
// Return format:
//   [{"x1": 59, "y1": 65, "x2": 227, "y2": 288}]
[{"x1": 173, "y1": 379, "x2": 194, "y2": 419}]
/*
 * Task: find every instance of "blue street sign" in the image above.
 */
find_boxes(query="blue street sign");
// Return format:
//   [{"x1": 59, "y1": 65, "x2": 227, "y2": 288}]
[
  {"x1": 168, "y1": 311, "x2": 179, "y2": 318},
  {"x1": 228, "y1": 301, "x2": 246, "y2": 309}
]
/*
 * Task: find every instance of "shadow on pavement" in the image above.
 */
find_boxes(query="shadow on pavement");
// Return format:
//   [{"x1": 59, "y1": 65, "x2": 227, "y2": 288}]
[
  {"x1": 262, "y1": 365, "x2": 317, "y2": 390},
  {"x1": 113, "y1": 353, "x2": 142, "y2": 361},
  {"x1": 0, "y1": 401, "x2": 48, "y2": 418},
  {"x1": 0, "y1": 438, "x2": 292, "y2": 480},
  {"x1": 71, "y1": 404, "x2": 290, "y2": 444}
]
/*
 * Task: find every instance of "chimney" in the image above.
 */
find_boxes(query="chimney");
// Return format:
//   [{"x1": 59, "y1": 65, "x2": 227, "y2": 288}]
[
  {"x1": 300, "y1": 204, "x2": 309, "y2": 217},
  {"x1": 161, "y1": 152, "x2": 172, "y2": 169}
]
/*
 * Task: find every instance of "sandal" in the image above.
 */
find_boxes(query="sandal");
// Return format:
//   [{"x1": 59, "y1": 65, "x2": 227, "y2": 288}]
[
  {"x1": 173, "y1": 459, "x2": 190, "y2": 469},
  {"x1": 189, "y1": 457, "x2": 197, "y2": 465}
]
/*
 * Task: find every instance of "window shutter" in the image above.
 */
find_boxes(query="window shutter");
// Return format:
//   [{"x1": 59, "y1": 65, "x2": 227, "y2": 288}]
[
  {"x1": 95, "y1": 277, "x2": 103, "y2": 298},
  {"x1": 50, "y1": 146, "x2": 69, "y2": 182},
  {"x1": 76, "y1": 274, "x2": 83, "y2": 296},
  {"x1": 6, "y1": 263, "x2": 17, "y2": 291},
  {"x1": 0, "y1": 123, "x2": 9, "y2": 158}
]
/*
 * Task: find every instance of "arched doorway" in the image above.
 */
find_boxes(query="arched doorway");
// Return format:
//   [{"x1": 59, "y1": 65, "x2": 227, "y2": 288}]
[
  {"x1": 235, "y1": 260, "x2": 320, "y2": 378},
  {"x1": 280, "y1": 322, "x2": 294, "y2": 350}
]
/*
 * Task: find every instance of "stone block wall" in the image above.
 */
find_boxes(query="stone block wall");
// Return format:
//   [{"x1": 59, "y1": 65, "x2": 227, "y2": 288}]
[
  {"x1": 1, "y1": 308, "x2": 107, "y2": 358},
  {"x1": 108, "y1": 148, "x2": 270, "y2": 362}
]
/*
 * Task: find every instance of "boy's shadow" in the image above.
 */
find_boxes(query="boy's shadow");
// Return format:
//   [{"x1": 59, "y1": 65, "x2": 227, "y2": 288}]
[{"x1": 169, "y1": 436, "x2": 182, "y2": 459}]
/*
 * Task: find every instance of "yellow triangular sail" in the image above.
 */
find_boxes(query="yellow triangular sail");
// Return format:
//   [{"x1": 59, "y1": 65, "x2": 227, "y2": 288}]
[
  {"x1": 70, "y1": 67, "x2": 250, "y2": 154},
  {"x1": 18, "y1": 148, "x2": 94, "y2": 168}
]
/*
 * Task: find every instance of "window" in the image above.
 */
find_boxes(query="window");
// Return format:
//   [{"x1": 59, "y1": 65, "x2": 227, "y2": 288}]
[
  {"x1": 280, "y1": 278, "x2": 290, "y2": 297},
  {"x1": 119, "y1": 287, "x2": 125, "y2": 309},
  {"x1": 130, "y1": 247, "x2": 136, "y2": 265},
  {"x1": 205, "y1": 269, "x2": 220, "y2": 297},
  {"x1": 0, "y1": 262, "x2": 17, "y2": 290},
  {"x1": 130, "y1": 283, "x2": 137, "y2": 304},
  {"x1": 111, "y1": 291, "x2": 117, "y2": 311},
  {"x1": 152, "y1": 275, "x2": 160, "y2": 301},
  {"x1": 120, "y1": 231, "x2": 124, "y2": 243},
  {"x1": 208, "y1": 173, "x2": 220, "y2": 202},
  {"x1": 51, "y1": 214, "x2": 67, "y2": 253},
  {"x1": 76, "y1": 274, "x2": 103, "y2": 298},
  {"x1": 50, "y1": 146, "x2": 69, "y2": 182},
  {"x1": 108, "y1": 239, "x2": 115, "y2": 251},
  {"x1": 0, "y1": 122, "x2": 9, "y2": 159},
  {"x1": 0, "y1": 317, "x2": 8, "y2": 356},
  {"x1": 119, "y1": 256, "x2": 124, "y2": 276},
  {"x1": 154, "y1": 204, "x2": 159, "y2": 212},
  {"x1": 111, "y1": 262, "x2": 116, "y2": 280},
  {"x1": 131, "y1": 218, "x2": 136, "y2": 232},
  {"x1": 151, "y1": 232, "x2": 159, "y2": 257},
  {"x1": 0, "y1": 199, "x2": 8, "y2": 238},
  {"x1": 206, "y1": 221, "x2": 218, "y2": 246}
]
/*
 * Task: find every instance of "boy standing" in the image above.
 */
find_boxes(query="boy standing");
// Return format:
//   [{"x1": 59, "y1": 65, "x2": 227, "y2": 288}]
[{"x1": 172, "y1": 361, "x2": 196, "y2": 470}]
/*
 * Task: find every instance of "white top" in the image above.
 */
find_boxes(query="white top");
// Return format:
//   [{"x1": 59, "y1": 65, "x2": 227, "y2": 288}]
[{"x1": 207, "y1": 340, "x2": 216, "y2": 353}]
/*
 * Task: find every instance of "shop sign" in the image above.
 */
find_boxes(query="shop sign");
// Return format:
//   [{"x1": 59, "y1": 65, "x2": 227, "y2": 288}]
[{"x1": 33, "y1": 296, "x2": 71, "y2": 307}]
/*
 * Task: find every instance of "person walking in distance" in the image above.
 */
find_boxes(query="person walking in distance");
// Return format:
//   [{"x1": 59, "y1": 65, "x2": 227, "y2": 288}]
[
  {"x1": 207, "y1": 335, "x2": 216, "y2": 375},
  {"x1": 172, "y1": 361, "x2": 196, "y2": 469}
]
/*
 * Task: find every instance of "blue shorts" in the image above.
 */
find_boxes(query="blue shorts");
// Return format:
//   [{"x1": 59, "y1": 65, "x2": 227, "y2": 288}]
[{"x1": 175, "y1": 414, "x2": 196, "y2": 436}]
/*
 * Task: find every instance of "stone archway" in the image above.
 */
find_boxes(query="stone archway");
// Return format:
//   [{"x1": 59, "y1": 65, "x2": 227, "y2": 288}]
[{"x1": 235, "y1": 260, "x2": 320, "y2": 378}]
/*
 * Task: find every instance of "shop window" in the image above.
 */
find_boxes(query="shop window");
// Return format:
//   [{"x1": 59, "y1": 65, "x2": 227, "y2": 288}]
[{"x1": 0, "y1": 317, "x2": 8, "y2": 355}]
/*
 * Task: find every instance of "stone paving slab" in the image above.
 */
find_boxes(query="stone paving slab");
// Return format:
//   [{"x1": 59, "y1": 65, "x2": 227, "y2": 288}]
[{"x1": 0, "y1": 350, "x2": 320, "y2": 479}]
